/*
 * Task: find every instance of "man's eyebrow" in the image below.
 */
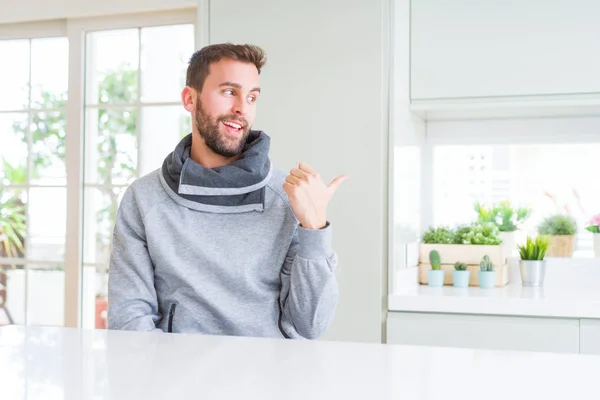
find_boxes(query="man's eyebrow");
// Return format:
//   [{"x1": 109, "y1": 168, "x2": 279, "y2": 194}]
[{"x1": 219, "y1": 81, "x2": 261, "y2": 93}]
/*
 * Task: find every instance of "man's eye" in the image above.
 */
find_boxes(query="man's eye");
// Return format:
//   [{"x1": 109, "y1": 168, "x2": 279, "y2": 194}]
[
  {"x1": 223, "y1": 89, "x2": 234, "y2": 95},
  {"x1": 248, "y1": 95, "x2": 257, "y2": 103}
]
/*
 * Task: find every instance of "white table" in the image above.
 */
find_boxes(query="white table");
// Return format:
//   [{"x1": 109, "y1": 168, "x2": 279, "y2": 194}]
[{"x1": 1, "y1": 325, "x2": 600, "y2": 399}]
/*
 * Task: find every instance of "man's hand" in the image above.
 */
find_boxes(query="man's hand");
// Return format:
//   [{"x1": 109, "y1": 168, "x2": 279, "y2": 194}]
[{"x1": 283, "y1": 162, "x2": 348, "y2": 230}]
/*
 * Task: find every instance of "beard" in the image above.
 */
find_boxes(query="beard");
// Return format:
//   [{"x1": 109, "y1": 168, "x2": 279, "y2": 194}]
[{"x1": 194, "y1": 97, "x2": 251, "y2": 158}]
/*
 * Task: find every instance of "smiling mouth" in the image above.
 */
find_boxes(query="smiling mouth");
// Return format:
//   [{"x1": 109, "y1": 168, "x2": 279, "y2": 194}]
[{"x1": 221, "y1": 120, "x2": 244, "y2": 136}]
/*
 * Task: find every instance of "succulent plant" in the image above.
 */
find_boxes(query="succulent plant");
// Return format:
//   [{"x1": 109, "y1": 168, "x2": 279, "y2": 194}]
[
  {"x1": 479, "y1": 255, "x2": 494, "y2": 272},
  {"x1": 454, "y1": 262, "x2": 468, "y2": 271},
  {"x1": 517, "y1": 236, "x2": 548, "y2": 260},
  {"x1": 429, "y1": 250, "x2": 441, "y2": 270}
]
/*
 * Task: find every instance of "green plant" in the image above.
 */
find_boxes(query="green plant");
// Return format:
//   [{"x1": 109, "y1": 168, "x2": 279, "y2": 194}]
[
  {"x1": 422, "y1": 226, "x2": 455, "y2": 244},
  {"x1": 517, "y1": 236, "x2": 548, "y2": 261},
  {"x1": 454, "y1": 262, "x2": 467, "y2": 271},
  {"x1": 429, "y1": 250, "x2": 441, "y2": 270},
  {"x1": 453, "y1": 224, "x2": 472, "y2": 244},
  {"x1": 474, "y1": 200, "x2": 531, "y2": 232},
  {"x1": 479, "y1": 255, "x2": 494, "y2": 272},
  {"x1": 538, "y1": 214, "x2": 577, "y2": 236},
  {"x1": 585, "y1": 214, "x2": 600, "y2": 234},
  {"x1": 423, "y1": 223, "x2": 502, "y2": 245},
  {"x1": 460, "y1": 222, "x2": 502, "y2": 245},
  {"x1": 0, "y1": 189, "x2": 26, "y2": 259}
]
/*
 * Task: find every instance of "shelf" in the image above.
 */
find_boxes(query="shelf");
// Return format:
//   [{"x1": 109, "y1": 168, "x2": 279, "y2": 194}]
[{"x1": 410, "y1": 93, "x2": 600, "y2": 121}]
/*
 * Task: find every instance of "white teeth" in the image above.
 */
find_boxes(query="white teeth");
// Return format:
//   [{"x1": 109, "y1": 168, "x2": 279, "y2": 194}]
[{"x1": 223, "y1": 121, "x2": 242, "y2": 129}]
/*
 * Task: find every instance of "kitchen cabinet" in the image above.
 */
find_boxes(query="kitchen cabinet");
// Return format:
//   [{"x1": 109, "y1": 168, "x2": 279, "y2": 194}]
[
  {"x1": 410, "y1": 0, "x2": 600, "y2": 100},
  {"x1": 580, "y1": 319, "x2": 600, "y2": 355},
  {"x1": 387, "y1": 312, "x2": 580, "y2": 353}
]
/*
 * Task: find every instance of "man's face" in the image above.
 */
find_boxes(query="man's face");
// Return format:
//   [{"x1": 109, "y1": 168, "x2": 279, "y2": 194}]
[{"x1": 193, "y1": 58, "x2": 261, "y2": 157}]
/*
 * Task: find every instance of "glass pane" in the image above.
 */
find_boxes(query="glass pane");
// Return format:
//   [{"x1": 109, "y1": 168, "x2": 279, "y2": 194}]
[
  {"x1": 140, "y1": 24, "x2": 194, "y2": 102},
  {"x1": 28, "y1": 188, "x2": 66, "y2": 262},
  {"x1": 27, "y1": 264, "x2": 64, "y2": 326},
  {"x1": 139, "y1": 106, "x2": 189, "y2": 177},
  {"x1": 1, "y1": 263, "x2": 26, "y2": 326},
  {"x1": 0, "y1": 189, "x2": 27, "y2": 259},
  {"x1": 83, "y1": 187, "x2": 126, "y2": 264},
  {"x1": 433, "y1": 143, "x2": 600, "y2": 258},
  {"x1": 85, "y1": 29, "x2": 139, "y2": 105},
  {"x1": 84, "y1": 108, "x2": 137, "y2": 185},
  {"x1": 30, "y1": 111, "x2": 67, "y2": 185},
  {"x1": 0, "y1": 113, "x2": 28, "y2": 185},
  {"x1": 82, "y1": 265, "x2": 108, "y2": 330},
  {"x1": 31, "y1": 37, "x2": 69, "y2": 109},
  {"x1": 0, "y1": 39, "x2": 29, "y2": 110}
]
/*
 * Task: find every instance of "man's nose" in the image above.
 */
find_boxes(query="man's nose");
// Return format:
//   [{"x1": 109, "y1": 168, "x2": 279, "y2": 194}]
[{"x1": 232, "y1": 96, "x2": 248, "y2": 117}]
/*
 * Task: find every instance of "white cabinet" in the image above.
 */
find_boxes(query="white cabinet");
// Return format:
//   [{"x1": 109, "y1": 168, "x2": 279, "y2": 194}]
[
  {"x1": 580, "y1": 319, "x2": 600, "y2": 355},
  {"x1": 387, "y1": 312, "x2": 580, "y2": 353},
  {"x1": 410, "y1": 0, "x2": 600, "y2": 100}
]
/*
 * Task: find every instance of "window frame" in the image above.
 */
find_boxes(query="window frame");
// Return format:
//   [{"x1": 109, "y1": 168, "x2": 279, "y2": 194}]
[
  {"x1": 0, "y1": 20, "x2": 69, "y2": 326},
  {"x1": 1, "y1": 8, "x2": 197, "y2": 328}
]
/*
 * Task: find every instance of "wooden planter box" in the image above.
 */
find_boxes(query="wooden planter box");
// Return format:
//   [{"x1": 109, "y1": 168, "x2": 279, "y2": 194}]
[
  {"x1": 418, "y1": 244, "x2": 510, "y2": 287},
  {"x1": 546, "y1": 235, "x2": 576, "y2": 258}
]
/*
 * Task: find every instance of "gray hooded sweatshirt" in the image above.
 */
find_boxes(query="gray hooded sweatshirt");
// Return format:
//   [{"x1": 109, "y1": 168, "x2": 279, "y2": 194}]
[{"x1": 107, "y1": 131, "x2": 339, "y2": 339}]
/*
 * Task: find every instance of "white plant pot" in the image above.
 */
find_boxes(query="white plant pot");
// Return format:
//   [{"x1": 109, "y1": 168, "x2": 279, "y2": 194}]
[
  {"x1": 499, "y1": 231, "x2": 515, "y2": 257},
  {"x1": 594, "y1": 234, "x2": 600, "y2": 259}
]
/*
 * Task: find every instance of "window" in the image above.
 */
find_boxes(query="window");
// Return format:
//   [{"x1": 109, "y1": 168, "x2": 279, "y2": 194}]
[
  {"x1": 0, "y1": 35, "x2": 69, "y2": 326},
  {"x1": 433, "y1": 143, "x2": 600, "y2": 258},
  {"x1": 81, "y1": 23, "x2": 194, "y2": 329},
  {"x1": 391, "y1": 115, "x2": 600, "y2": 279},
  {"x1": 0, "y1": 10, "x2": 196, "y2": 329}
]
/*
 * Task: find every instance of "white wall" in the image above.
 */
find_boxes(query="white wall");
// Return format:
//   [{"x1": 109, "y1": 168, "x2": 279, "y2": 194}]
[
  {"x1": 208, "y1": 0, "x2": 390, "y2": 343},
  {"x1": 0, "y1": 0, "x2": 195, "y2": 24}
]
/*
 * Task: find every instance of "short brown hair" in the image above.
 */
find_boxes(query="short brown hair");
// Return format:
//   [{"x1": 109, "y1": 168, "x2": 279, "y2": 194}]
[{"x1": 186, "y1": 43, "x2": 267, "y2": 92}]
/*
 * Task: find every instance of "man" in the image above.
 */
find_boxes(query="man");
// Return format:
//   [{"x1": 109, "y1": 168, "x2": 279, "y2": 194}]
[{"x1": 107, "y1": 43, "x2": 347, "y2": 339}]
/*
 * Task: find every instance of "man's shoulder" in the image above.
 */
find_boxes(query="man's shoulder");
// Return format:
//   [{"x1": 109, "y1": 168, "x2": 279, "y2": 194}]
[
  {"x1": 128, "y1": 168, "x2": 162, "y2": 194},
  {"x1": 266, "y1": 166, "x2": 289, "y2": 203},
  {"x1": 121, "y1": 169, "x2": 166, "y2": 212}
]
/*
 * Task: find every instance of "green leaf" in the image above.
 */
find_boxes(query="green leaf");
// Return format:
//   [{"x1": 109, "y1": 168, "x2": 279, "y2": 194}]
[{"x1": 586, "y1": 226, "x2": 600, "y2": 234}]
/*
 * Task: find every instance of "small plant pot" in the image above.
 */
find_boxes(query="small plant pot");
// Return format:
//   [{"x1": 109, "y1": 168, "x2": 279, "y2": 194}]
[
  {"x1": 452, "y1": 270, "x2": 471, "y2": 288},
  {"x1": 519, "y1": 260, "x2": 546, "y2": 287},
  {"x1": 427, "y1": 270, "x2": 445, "y2": 287},
  {"x1": 478, "y1": 271, "x2": 496, "y2": 289},
  {"x1": 546, "y1": 235, "x2": 576, "y2": 257}
]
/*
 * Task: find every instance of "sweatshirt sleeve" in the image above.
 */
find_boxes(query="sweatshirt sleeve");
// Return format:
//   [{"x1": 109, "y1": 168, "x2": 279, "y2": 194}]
[
  {"x1": 107, "y1": 185, "x2": 163, "y2": 332},
  {"x1": 279, "y1": 222, "x2": 339, "y2": 339}
]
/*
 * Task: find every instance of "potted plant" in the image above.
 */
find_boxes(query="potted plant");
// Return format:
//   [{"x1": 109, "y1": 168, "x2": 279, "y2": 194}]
[
  {"x1": 452, "y1": 262, "x2": 470, "y2": 288},
  {"x1": 586, "y1": 214, "x2": 600, "y2": 259},
  {"x1": 427, "y1": 250, "x2": 444, "y2": 287},
  {"x1": 478, "y1": 255, "x2": 496, "y2": 289},
  {"x1": 538, "y1": 214, "x2": 577, "y2": 257},
  {"x1": 419, "y1": 222, "x2": 509, "y2": 287},
  {"x1": 0, "y1": 187, "x2": 27, "y2": 322},
  {"x1": 517, "y1": 236, "x2": 549, "y2": 287},
  {"x1": 474, "y1": 200, "x2": 531, "y2": 255}
]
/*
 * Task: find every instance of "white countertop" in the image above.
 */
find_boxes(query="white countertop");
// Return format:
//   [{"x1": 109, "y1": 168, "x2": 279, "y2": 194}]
[
  {"x1": 389, "y1": 283, "x2": 600, "y2": 319},
  {"x1": 2, "y1": 326, "x2": 600, "y2": 399}
]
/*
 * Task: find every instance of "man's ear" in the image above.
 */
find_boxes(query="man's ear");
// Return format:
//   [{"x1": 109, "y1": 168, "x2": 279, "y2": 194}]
[{"x1": 181, "y1": 86, "x2": 196, "y2": 113}]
